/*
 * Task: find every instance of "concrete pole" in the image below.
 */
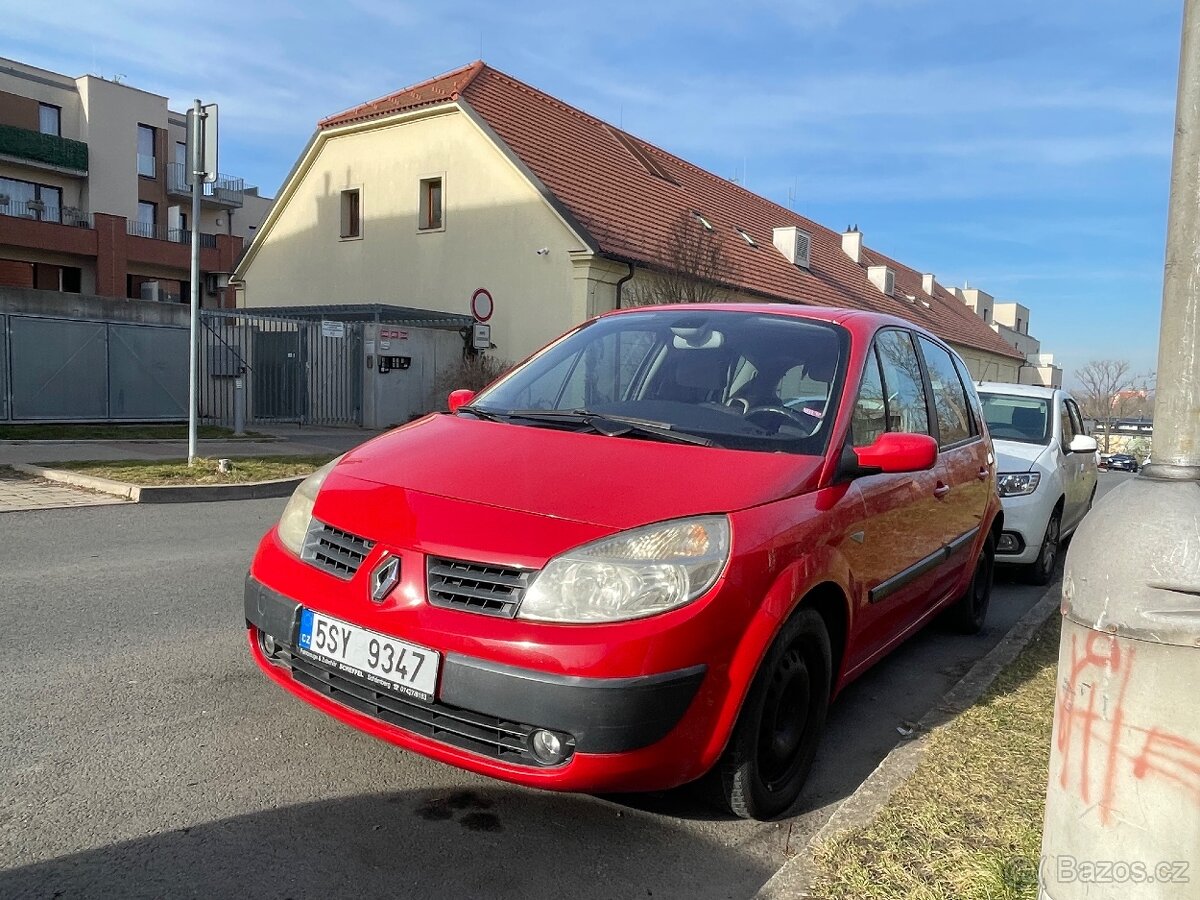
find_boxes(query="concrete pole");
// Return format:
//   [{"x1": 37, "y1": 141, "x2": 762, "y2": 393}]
[
  {"x1": 1150, "y1": 0, "x2": 1200, "y2": 475},
  {"x1": 1039, "y1": 3, "x2": 1200, "y2": 897},
  {"x1": 187, "y1": 99, "x2": 203, "y2": 467}
]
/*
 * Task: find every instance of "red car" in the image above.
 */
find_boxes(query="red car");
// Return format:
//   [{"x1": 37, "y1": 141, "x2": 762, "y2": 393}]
[{"x1": 245, "y1": 304, "x2": 1001, "y2": 820}]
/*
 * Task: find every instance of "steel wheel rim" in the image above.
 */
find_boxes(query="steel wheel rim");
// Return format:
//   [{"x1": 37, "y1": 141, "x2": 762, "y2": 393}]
[{"x1": 757, "y1": 647, "x2": 814, "y2": 791}]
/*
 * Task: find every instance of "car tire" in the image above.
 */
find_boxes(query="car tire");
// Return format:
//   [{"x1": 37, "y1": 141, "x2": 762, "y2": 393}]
[
  {"x1": 1023, "y1": 509, "x2": 1061, "y2": 586},
  {"x1": 716, "y1": 607, "x2": 831, "y2": 821},
  {"x1": 946, "y1": 533, "x2": 995, "y2": 634}
]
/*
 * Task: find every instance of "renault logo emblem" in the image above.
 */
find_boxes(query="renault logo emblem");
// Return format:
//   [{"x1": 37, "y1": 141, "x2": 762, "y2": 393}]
[{"x1": 370, "y1": 556, "x2": 400, "y2": 603}]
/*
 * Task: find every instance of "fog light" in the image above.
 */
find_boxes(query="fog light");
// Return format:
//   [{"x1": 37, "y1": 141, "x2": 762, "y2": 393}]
[
  {"x1": 530, "y1": 729, "x2": 566, "y2": 765},
  {"x1": 262, "y1": 632, "x2": 278, "y2": 656},
  {"x1": 997, "y1": 533, "x2": 1019, "y2": 553}
]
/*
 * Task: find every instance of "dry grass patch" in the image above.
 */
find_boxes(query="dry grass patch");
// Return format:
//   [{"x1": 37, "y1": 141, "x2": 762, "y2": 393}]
[
  {"x1": 48, "y1": 455, "x2": 336, "y2": 486},
  {"x1": 0, "y1": 424, "x2": 265, "y2": 441},
  {"x1": 809, "y1": 616, "x2": 1061, "y2": 900}
]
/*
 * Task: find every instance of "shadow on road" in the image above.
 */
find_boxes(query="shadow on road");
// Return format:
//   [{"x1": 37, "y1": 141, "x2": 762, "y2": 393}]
[{"x1": 0, "y1": 787, "x2": 775, "y2": 900}]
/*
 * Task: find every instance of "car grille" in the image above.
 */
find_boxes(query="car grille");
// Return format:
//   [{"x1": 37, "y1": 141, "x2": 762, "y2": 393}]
[
  {"x1": 301, "y1": 520, "x2": 375, "y2": 579},
  {"x1": 271, "y1": 640, "x2": 571, "y2": 767},
  {"x1": 426, "y1": 557, "x2": 535, "y2": 618}
]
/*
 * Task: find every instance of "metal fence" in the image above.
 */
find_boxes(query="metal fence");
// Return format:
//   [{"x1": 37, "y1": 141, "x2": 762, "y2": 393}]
[{"x1": 199, "y1": 310, "x2": 364, "y2": 427}]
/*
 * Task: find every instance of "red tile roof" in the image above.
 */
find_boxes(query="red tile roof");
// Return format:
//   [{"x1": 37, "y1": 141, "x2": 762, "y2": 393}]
[{"x1": 319, "y1": 63, "x2": 1022, "y2": 361}]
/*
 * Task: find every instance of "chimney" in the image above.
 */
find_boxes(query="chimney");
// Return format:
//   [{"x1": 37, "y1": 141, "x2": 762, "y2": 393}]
[
  {"x1": 922, "y1": 273, "x2": 935, "y2": 295},
  {"x1": 772, "y1": 226, "x2": 812, "y2": 268},
  {"x1": 841, "y1": 227, "x2": 862, "y2": 263}
]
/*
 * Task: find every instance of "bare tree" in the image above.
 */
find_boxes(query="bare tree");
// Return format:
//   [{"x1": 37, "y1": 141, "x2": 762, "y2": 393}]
[
  {"x1": 625, "y1": 212, "x2": 734, "y2": 306},
  {"x1": 1073, "y1": 359, "x2": 1137, "y2": 452},
  {"x1": 433, "y1": 353, "x2": 513, "y2": 410}
]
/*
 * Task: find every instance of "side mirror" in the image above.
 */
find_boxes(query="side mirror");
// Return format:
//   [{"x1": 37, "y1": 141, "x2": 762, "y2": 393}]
[
  {"x1": 848, "y1": 432, "x2": 938, "y2": 477},
  {"x1": 1069, "y1": 434, "x2": 1098, "y2": 454},
  {"x1": 447, "y1": 389, "x2": 476, "y2": 413}
]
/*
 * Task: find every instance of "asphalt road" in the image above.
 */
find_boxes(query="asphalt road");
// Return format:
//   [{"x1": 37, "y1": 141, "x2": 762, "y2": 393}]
[{"x1": 0, "y1": 472, "x2": 1130, "y2": 900}]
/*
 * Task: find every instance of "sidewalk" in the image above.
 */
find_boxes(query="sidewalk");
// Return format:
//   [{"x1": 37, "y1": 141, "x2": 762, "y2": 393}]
[{"x1": 0, "y1": 424, "x2": 384, "y2": 466}]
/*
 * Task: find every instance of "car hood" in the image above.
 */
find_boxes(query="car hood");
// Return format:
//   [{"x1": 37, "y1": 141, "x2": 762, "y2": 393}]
[
  {"x1": 991, "y1": 438, "x2": 1048, "y2": 474},
  {"x1": 323, "y1": 414, "x2": 824, "y2": 532}
]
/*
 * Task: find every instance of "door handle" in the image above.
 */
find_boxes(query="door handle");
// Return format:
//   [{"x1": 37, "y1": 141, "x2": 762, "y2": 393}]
[
  {"x1": 933, "y1": 482, "x2": 951, "y2": 499},
  {"x1": 977, "y1": 467, "x2": 989, "y2": 481}
]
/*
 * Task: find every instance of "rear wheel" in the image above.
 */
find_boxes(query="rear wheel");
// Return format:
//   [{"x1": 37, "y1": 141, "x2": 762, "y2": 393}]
[
  {"x1": 1023, "y1": 510, "x2": 1061, "y2": 586},
  {"x1": 946, "y1": 534, "x2": 995, "y2": 634},
  {"x1": 716, "y1": 608, "x2": 831, "y2": 820}
]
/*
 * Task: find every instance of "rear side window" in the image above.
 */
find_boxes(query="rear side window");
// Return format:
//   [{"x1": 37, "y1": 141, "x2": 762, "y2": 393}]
[
  {"x1": 917, "y1": 336, "x2": 974, "y2": 447},
  {"x1": 874, "y1": 330, "x2": 931, "y2": 437}
]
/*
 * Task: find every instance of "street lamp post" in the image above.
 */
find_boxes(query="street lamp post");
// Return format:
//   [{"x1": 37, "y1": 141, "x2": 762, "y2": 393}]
[{"x1": 1038, "y1": 3, "x2": 1200, "y2": 898}]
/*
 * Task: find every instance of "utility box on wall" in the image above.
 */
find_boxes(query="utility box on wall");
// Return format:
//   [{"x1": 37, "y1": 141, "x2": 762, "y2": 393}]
[{"x1": 364, "y1": 322, "x2": 465, "y2": 427}]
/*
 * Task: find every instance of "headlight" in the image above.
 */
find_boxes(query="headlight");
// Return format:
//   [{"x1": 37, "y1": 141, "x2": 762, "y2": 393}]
[
  {"x1": 517, "y1": 516, "x2": 731, "y2": 623},
  {"x1": 276, "y1": 456, "x2": 342, "y2": 555},
  {"x1": 997, "y1": 472, "x2": 1041, "y2": 497}
]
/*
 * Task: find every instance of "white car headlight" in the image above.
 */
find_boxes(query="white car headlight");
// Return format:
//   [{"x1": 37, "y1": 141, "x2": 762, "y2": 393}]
[
  {"x1": 517, "y1": 516, "x2": 731, "y2": 623},
  {"x1": 276, "y1": 456, "x2": 342, "y2": 555},
  {"x1": 997, "y1": 471, "x2": 1041, "y2": 497}
]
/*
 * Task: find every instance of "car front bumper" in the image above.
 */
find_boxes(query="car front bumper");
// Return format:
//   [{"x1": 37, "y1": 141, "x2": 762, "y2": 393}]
[
  {"x1": 245, "y1": 575, "x2": 714, "y2": 792},
  {"x1": 995, "y1": 489, "x2": 1053, "y2": 565}
]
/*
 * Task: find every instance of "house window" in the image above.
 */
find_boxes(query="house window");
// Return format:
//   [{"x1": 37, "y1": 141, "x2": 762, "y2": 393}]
[
  {"x1": 735, "y1": 227, "x2": 757, "y2": 246},
  {"x1": 136, "y1": 201, "x2": 157, "y2": 238},
  {"x1": 693, "y1": 210, "x2": 713, "y2": 231},
  {"x1": 39, "y1": 104, "x2": 61, "y2": 136},
  {"x1": 137, "y1": 124, "x2": 157, "y2": 177},
  {"x1": 419, "y1": 177, "x2": 443, "y2": 231},
  {"x1": 0, "y1": 176, "x2": 62, "y2": 221},
  {"x1": 340, "y1": 188, "x2": 361, "y2": 239}
]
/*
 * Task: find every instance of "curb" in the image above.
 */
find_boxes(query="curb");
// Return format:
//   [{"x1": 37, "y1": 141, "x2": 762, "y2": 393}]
[
  {"x1": 753, "y1": 582, "x2": 1063, "y2": 900},
  {"x1": 12, "y1": 464, "x2": 304, "y2": 503}
]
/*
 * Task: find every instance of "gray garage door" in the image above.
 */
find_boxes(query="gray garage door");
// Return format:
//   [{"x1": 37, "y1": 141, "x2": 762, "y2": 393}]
[{"x1": 5, "y1": 316, "x2": 187, "y2": 421}]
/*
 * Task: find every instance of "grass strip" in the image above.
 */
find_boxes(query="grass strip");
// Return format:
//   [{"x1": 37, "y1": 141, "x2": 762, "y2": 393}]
[
  {"x1": 0, "y1": 424, "x2": 265, "y2": 440},
  {"x1": 808, "y1": 615, "x2": 1061, "y2": 900},
  {"x1": 46, "y1": 455, "x2": 335, "y2": 486}
]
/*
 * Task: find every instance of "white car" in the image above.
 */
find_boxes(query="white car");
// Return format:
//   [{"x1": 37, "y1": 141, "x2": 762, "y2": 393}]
[{"x1": 977, "y1": 383, "x2": 1098, "y2": 584}]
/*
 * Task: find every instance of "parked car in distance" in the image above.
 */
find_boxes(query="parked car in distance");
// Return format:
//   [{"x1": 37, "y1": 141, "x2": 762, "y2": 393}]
[
  {"x1": 245, "y1": 304, "x2": 1003, "y2": 820},
  {"x1": 1106, "y1": 453, "x2": 1139, "y2": 473},
  {"x1": 977, "y1": 383, "x2": 1098, "y2": 585}
]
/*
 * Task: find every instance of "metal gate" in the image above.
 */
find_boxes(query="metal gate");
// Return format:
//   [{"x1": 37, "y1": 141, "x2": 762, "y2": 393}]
[
  {"x1": 200, "y1": 310, "x2": 363, "y2": 426},
  {"x1": 1, "y1": 314, "x2": 187, "y2": 421}
]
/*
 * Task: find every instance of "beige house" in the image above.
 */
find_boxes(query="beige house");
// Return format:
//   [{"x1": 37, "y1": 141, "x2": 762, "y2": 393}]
[
  {"x1": 235, "y1": 62, "x2": 1025, "y2": 379},
  {"x1": 0, "y1": 56, "x2": 272, "y2": 304}
]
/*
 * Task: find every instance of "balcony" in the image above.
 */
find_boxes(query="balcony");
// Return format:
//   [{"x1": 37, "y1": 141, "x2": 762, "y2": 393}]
[
  {"x1": 0, "y1": 123, "x2": 88, "y2": 173},
  {"x1": 126, "y1": 218, "x2": 217, "y2": 248},
  {"x1": 0, "y1": 198, "x2": 93, "y2": 228},
  {"x1": 166, "y1": 162, "x2": 244, "y2": 207}
]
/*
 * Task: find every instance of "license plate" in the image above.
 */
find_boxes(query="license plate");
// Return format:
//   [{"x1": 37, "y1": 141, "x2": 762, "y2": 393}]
[{"x1": 297, "y1": 609, "x2": 439, "y2": 701}]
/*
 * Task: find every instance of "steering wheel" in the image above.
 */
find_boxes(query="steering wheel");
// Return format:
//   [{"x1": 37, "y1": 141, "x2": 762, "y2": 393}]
[{"x1": 745, "y1": 404, "x2": 817, "y2": 435}]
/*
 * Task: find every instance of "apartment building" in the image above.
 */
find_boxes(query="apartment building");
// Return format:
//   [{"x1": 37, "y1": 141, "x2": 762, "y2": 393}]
[
  {"x1": 0, "y1": 56, "x2": 273, "y2": 306},
  {"x1": 951, "y1": 288, "x2": 1062, "y2": 387}
]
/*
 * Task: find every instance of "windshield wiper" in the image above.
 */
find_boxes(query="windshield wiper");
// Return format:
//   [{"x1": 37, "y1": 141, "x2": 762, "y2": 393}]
[
  {"x1": 456, "y1": 405, "x2": 505, "y2": 422},
  {"x1": 498, "y1": 409, "x2": 714, "y2": 447}
]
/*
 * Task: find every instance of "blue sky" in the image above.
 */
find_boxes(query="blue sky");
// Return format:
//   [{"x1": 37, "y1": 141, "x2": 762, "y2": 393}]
[{"x1": 2, "y1": 0, "x2": 1182, "y2": 383}]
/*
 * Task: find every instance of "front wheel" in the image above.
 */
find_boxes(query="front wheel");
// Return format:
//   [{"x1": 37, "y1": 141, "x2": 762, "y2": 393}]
[
  {"x1": 716, "y1": 608, "x2": 831, "y2": 820},
  {"x1": 1023, "y1": 510, "x2": 1061, "y2": 586}
]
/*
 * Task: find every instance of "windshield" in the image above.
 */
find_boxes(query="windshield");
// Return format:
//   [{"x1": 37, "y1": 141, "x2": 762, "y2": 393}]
[
  {"x1": 469, "y1": 310, "x2": 848, "y2": 454},
  {"x1": 979, "y1": 393, "x2": 1052, "y2": 445}
]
